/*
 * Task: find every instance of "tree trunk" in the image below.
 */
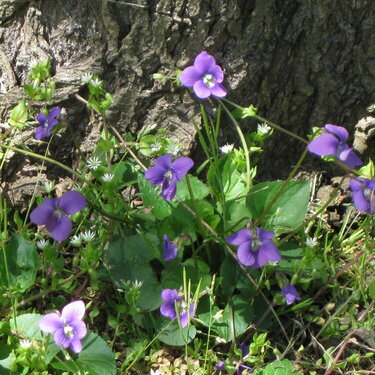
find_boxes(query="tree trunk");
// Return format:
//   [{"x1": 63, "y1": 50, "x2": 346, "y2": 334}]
[{"x1": 1, "y1": 0, "x2": 374, "y2": 205}]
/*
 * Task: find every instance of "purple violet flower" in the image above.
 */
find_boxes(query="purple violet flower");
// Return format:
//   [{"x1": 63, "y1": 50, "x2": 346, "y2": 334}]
[
  {"x1": 281, "y1": 284, "x2": 301, "y2": 305},
  {"x1": 217, "y1": 361, "x2": 225, "y2": 373},
  {"x1": 163, "y1": 235, "x2": 178, "y2": 260},
  {"x1": 349, "y1": 177, "x2": 375, "y2": 214},
  {"x1": 160, "y1": 289, "x2": 195, "y2": 328},
  {"x1": 39, "y1": 300, "x2": 87, "y2": 353},
  {"x1": 307, "y1": 124, "x2": 362, "y2": 168},
  {"x1": 35, "y1": 107, "x2": 61, "y2": 140},
  {"x1": 145, "y1": 153, "x2": 194, "y2": 201},
  {"x1": 30, "y1": 191, "x2": 87, "y2": 242},
  {"x1": 179, "y1": 51, "x2": 227, "y2": 99},
  {"x1": 226, "y1": 227, "x2": 281, "y2": 269}
]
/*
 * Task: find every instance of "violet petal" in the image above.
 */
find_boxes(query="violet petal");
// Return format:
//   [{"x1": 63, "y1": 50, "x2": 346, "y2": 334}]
[
  {"x1": 30, "y1": 198, "x2": 57, "y2": 225},
  {"x1": 39, "y1": 313, "x2": 62, "y2": 333},
  {"x1": 161, "y1": 177, "x2": 177, "y2": 201},
  {"x1": 237, "y1": 241, "x2": 255, "y2": 267},
  {"x1": 70, "y1": 319, "x2": 87, "y2": 339},
  {"x1": 307, "y1": 133, "x2": 339, "y2": 156},
  {"x1": 171, "y1": 157, "x2": 194, "y2": 181},
  {"x1": 61, "y1": 300, "x2": 86, "y2": 322},
  {"x1": 50, "y1": 214, "x2": 72, "y2": 242},
  {"x1": 54, "y1": 328, "x2": 70, "y2": 348},
  {"x1": 193, "y1": 80, "x2": 212, "y2": 99},
  {"x1": 69, "y1": 337, "x2": 83, "y2": 353},
  {"x1": 210, "y1": 83, "x2": 227, "y2": 98},
  {"x1": 179, "y1": 66, "x2": 202, "y2": 88},
  {"x1": 324, "y1": 124, "x2": 348, "y2": 143},
  {"x1": 194, "y1": 51, "x2": 216, "y2": 74},
  {"x1": 58, "y1": 191, "x2": 87, "y2": 215},
  {"x1": 226, "y1": 229, "x2": 253, "y2": 246}
]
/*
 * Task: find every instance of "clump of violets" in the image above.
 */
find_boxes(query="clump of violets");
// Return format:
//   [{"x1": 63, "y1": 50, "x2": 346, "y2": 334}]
[
  {"x1": 281, "y1": 284, "x2": 301, "y2": 305},
  {"x1": 162, "y1": 235, "x2": 178, "y2": 260},
  {"x1": 226, "y1": 227, "x2": 281, "y2": 269},
  {"x1": 179, "y1": 51, "x2": 227, "y2": 99},
  {"x1": 39, "y1": 300, "x2": 87, "y2": 353},
  {"x1": 160, "y1": 289, "x2": 195, "y2": 328},
  {"x1": 307, "y1": 124, "x2": 362, "y2": 168},
  {"x1": 30, "y1": 190, "x2": 87, "y2": 242},
  {"x1": 35, "y1": 107, "x2": 61, "y2": 140},
  {"x1": 145, "y1": 153, "x2": 194, "y2": 201},
  {"x1": 349, "y1": 177, "x2": 375, "y2": 214}
]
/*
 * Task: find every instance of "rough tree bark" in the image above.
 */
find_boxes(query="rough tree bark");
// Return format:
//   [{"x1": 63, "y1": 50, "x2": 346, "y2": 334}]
[{"x1": 0, "y1": 0, "x2": 374, "y2": 206}]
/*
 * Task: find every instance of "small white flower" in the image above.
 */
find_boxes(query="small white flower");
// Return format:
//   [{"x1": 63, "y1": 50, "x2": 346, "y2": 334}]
[
  {"x1": 37, "y1": 239, "x2": 49, "y2": 249},
  {"x1": 28, "y1": 59, "x2": 39, "y2": 70},
  {"x1": 20, "y1": 339, "x2": 32, "y2": 349},
  {"x1": 72, "y1": 184, "x2": 84, "y2": 192},
  {"x1": 166, "y1": 143, "x2": 180, "y2": 155},
  {"x1": 81, "y1": 230, "x2": 95, "y2": 243},
  {"x1": 91, "y1": 77, "x2": 102, "y2": 87},
  {"x1": 220, "y1": 143, "x2": 234, "y2": 154},
  {"x1": 150, "y1": 141, "x2": 162, "y2": 153},
  {"x1": 213, "y1": 310, "x2": 224, "y2": 320},
  {"x1": 70, "y1": 234, "x2": 82, "y2": 247},
  {"x1": 257, "y1": 122, "x2": 272, "y2": 134},
  {"x1": 44, "y1": 181, "x2": 55, "y2": 193},
  {"x1": 150, "y1": 370, "x2": 162, "y2": 375},
  {"x1": 133, "y1": 279, "x2": 143, "y2": 288},
  {"x1": 268, "y1": 261, "x2": 279, "y2": 267},
  {"x1": 306, "y1": 237, "x2": 318, "y2": 247},
  {"x1": 215, "y1": 337, "x2": 227, "y2": 344},
  {"x1": 81, "y1": 72, "x2": 93, "y2": 84},
  {"x1": 86, "y1": 156, "x2": 101, "y2": 170},
  {"x1": 101, "y1": 173, "x2": 114, "y2": 182}
]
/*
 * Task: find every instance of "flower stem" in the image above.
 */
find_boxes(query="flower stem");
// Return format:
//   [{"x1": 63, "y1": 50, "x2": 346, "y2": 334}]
[{"x1": 217, "y1": 99, "x2": 252, "y2": 192}]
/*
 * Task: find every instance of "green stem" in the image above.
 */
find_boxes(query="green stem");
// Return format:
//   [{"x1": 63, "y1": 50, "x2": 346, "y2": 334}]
[
  {"x1": 218, "y1": 99, "x2": 252, "y2": 192},
  {"x1": 0, "y1": 143, "x2": 89, "y2": 184},
  {"x1": 15, "y1": 270, "x2": 86, "y2": 309},
  {"x1": 185, "y1": 174, "x2": 212, "y2": 264}
]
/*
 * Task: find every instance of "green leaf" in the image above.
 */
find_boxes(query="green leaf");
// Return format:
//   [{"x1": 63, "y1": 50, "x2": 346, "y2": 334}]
[
  {"x1": 246, "y1": 180, "x2": 311, "y2": 232},
  {"x1": 211, "y1": 295, "x2": 255, "y2": 342},
  {"x1": 176, "y1": 175, "x2": 210, "y2": 201},
  {"x1": 277, "y1": 243, "x2": 304, "y2": 276},
  {"x1": 253, "y1": 359, "x2": 302, "y2": 375},
  {"x1": 162, "y1": 259, "x2": 211, "y2": 291},
  {"x1": 224, "y1": 202, "x2": 252, "y2": 232},
  {"x1": 207, "y1": 156, "x2": 247, "y2": 201},
  {"x1": 138, "y1": 175, "x2": 172, "y2": 219},
  {"x1": 111, "y1": 161, "x2": 138, "y2": 189},
  {"x1": 0, "y1": 344, "x2": 15, "y2": 372},
  {"x1": 0, "y1": 234, "x2": 41, "y2": 291},
  {"x1": 9, "y1": 313, "x2": 43, "y2": 340},
  {"x1": 9, "y1": 100, "x2": 28, "y2": 128},
  {"x1": 105, "y1": 235, "x2": 162, "y2": 311},
  {"x1": 51, "y1": 332, "x2": 116, "y2": 375},
  {"x1": 157, "y1": 322, "x2": 196, "y2": 346}
]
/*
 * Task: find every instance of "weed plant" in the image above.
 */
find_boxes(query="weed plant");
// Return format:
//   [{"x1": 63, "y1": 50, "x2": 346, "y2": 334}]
[{"x1": 0, "y1": 53, "x2": 373, "y2": 375}]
